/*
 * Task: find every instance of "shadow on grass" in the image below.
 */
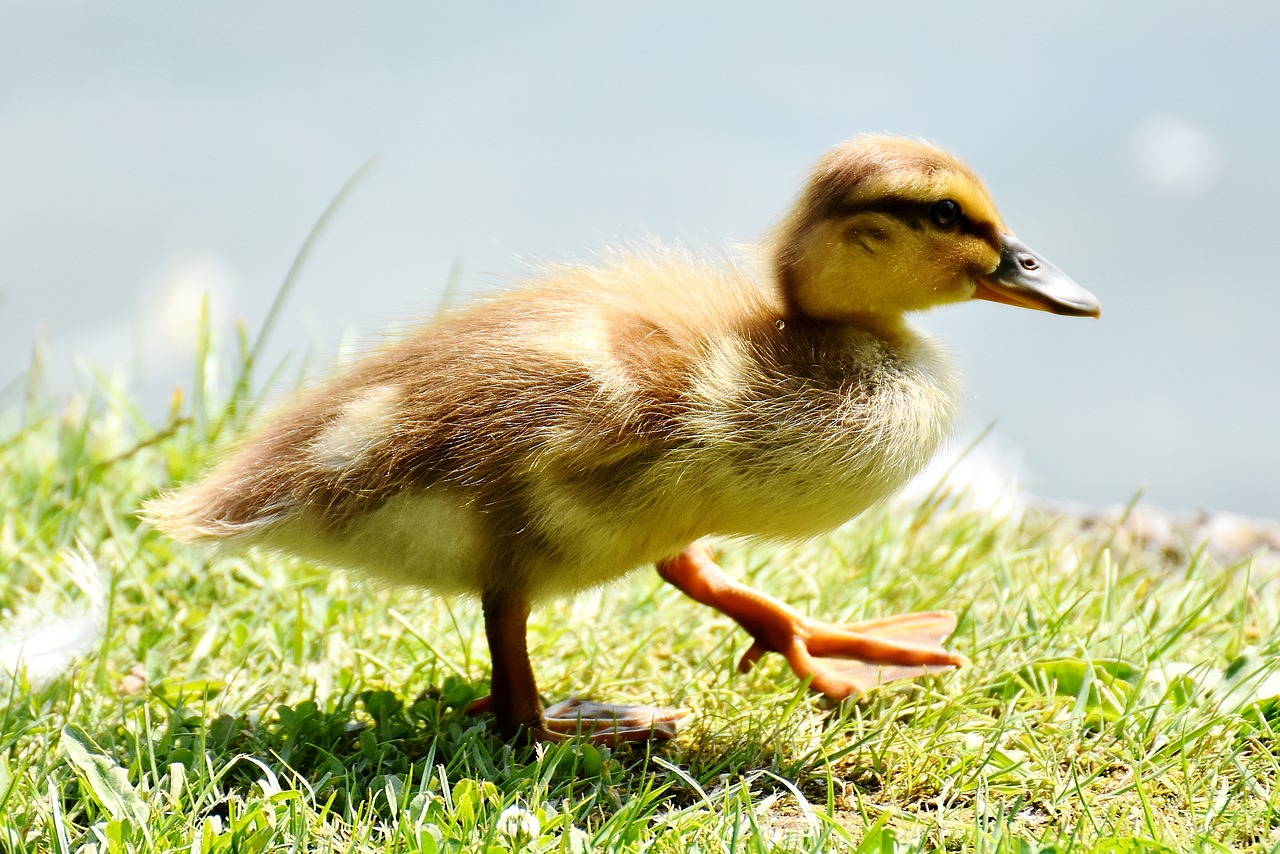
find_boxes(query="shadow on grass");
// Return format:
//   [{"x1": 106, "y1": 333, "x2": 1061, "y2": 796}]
[
  {"x1": 47, "y1": 666, "x2": 980, "y2": 842},
  {"x1": 119, "y1": 677, "x2": 705, "y2": 820}
]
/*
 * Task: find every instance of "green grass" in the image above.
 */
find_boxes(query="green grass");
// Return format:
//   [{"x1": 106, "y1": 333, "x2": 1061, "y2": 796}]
[{"x1": 3, "y1": 351, "x2": 1280, "y2": 853}]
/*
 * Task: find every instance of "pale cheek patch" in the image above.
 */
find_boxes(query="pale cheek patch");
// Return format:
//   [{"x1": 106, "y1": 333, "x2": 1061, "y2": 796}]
[{"x1": 311, "y1": 384, "x2": 402, "y2": 473}]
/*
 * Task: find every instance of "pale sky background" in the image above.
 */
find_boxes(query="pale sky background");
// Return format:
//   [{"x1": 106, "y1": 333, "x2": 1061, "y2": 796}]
[{"x1": 3, "y1": 3, "x2": 1278, "y2": 517}]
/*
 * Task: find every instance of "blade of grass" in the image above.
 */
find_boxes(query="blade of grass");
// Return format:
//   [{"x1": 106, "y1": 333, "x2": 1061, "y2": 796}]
[{"x1": 212, "y1": 155, "x2": 378, "y2": 442}]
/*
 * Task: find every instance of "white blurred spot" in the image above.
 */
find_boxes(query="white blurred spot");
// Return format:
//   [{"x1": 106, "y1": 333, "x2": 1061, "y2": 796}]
[
  {"x1": 0, "y1": 549, "x2": 108, "y2": 689},
  {"x1": 1129, "y1": 116, "x2": 1223, "y2": 197},
  {"x1": 899, "y1": 436, "x2": 1027, "y2": 521},
  {"x1": 141, "y1": 255, "x2": 236, "y2": 360}
]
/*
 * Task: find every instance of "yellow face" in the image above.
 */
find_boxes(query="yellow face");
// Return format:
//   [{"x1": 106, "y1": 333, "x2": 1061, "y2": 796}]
[{"x1": 776, "y1": 137, "x2": 1099, "y2": 322}]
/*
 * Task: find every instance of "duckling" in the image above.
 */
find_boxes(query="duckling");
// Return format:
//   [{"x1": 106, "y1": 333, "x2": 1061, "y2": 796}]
[{"x1": 146, "y1": 136, "x2": 1100, "y2": 743}]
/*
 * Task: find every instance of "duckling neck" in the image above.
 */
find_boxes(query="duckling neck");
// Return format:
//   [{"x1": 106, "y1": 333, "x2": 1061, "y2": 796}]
[
  {"x1": 830, "y1": 310, "x2": 913, "y2": 343},
  {"x1": 702, "y1": 307, "x2": 958, "y2": 541},
  {"x1": 771, "y1": 311, "x2": 952, "y2": 395},
  {"x1": 779, "y1": 308, "x2": 915, "y2": 348}
]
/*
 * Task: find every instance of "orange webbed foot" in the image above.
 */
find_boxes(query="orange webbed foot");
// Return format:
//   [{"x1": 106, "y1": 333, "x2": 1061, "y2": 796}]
[
  {"x1": 658, "y1": 544, "x2": 966, "y2": 700},
  {"x1": 737, "y1": 609, "x2": 968, "y2": 699}
]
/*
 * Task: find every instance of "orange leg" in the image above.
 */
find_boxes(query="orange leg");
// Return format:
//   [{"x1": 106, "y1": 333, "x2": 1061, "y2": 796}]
[
  {"x1": 656, "y1": 543, "x2": 967, "y2": 699},
  {"x1": 477, "y1": 590, "x2": 688, "y2": 744}
]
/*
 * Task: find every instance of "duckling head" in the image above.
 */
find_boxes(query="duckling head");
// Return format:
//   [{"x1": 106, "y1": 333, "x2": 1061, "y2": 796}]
[{"x1": 774, "y1": 136, "x2": 1100, "y2": 323}]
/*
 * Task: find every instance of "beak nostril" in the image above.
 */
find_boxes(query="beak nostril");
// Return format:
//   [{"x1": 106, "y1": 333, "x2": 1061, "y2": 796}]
[{"x1": 1018, "y1": 255, "x2": 1040, "y2": 272}]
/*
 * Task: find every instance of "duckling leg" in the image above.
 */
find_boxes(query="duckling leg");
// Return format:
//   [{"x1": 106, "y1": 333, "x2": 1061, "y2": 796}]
[
  {"x1": 481, "y1": 590, "x2": 544, "y2": 740},
  {"x1": 657, "y1": 544, "x2": 967, "y2": 699},
  {"x1": 478, "y1": 589, "x2": 687, "y2": 743}
]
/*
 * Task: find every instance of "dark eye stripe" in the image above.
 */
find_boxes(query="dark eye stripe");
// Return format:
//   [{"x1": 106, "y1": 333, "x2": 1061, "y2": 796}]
[
  {"x1": 825, "y1": 195, "x2": 1002, "y2": 249},
  {"x1": 825, "y1": 196, "x2": 931, "y2": 227}
]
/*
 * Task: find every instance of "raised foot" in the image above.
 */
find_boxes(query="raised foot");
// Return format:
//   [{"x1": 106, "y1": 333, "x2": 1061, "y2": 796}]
[
  {"x1": 657, "y1": 545, "x2": 967, "y2": 702},
  {"x1": 739, "y1": 610, "x2": 969, "y2": 700}
]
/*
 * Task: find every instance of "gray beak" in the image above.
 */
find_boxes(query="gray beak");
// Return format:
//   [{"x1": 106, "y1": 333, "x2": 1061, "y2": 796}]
[{"x1": 973, "y1": 235, "x2": 1101, "y2": 318}]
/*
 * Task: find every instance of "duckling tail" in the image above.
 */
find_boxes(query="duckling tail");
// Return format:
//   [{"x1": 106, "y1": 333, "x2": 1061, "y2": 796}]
[{"x1": 140, "y1": 483, "x2": 286, "y2": 544}]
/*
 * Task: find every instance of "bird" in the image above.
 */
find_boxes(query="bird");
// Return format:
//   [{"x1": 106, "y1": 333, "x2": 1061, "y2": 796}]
[{"x1": 145, "y1": 136, "x2": 1100, "y2": 744}]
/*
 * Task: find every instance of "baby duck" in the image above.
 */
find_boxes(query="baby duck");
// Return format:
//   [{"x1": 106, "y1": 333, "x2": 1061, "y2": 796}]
[{"x1": 147, "y1": 136, "x2": 1100, "y2": 743}]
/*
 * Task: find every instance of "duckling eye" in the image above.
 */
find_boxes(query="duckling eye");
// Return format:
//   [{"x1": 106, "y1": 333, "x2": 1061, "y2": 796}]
[{"x1": 930, "y1": 199, "x2": 962, "y2": 228}]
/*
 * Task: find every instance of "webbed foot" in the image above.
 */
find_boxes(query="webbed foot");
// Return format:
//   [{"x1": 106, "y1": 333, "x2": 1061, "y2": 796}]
[{"x1": 657, "y1": 544, "x2": 966, "y2": 700}]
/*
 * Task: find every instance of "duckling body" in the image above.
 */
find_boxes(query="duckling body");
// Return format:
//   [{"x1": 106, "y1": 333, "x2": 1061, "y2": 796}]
[
  {"x1": 149, "y1": 136, "x2": 1098, "y2": 742},
  {"x1": 164, "y1": 256, "x2": 957, "y2": 600}
]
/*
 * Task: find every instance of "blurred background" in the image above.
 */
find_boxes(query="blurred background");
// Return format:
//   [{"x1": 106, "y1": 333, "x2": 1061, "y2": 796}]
[{"x1": 2, "y1": 2, "x2": 1277, "y2": 516}]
